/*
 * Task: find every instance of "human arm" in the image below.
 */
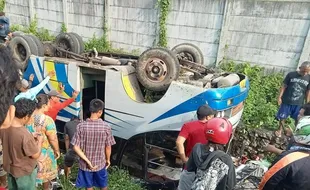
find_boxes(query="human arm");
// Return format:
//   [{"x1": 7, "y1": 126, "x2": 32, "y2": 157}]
[
  {"x1": 28, "y1": 74, "x2": 34, "y2": 88},
  {"x1": 105, "y1": 127, "x2": 116, "y2": 169},
  {"x1": 278, "y1": 73, "x2": 290, "y2": 105},
  {"x1": 28, "y1": 71, "x2": 55, "y2": 96},
  {"x1": 264, "y1": 144, "x2": 284, "y2": 155},
  {"x1": 24, "y1": 134, "x2": 43, "y2": 159},
  {"x1": 63, "y1": 124, "x2": 69, "y2": 152},
  {"x1": 55, "y1": 91, "x2": 79, "y2": 110},
  {"x1": 176, "y1": 124, "x2": 189, "y2": 163},
  {"x1": 71, "y1": 126, "x2": 97, "y2": 170},
  {"x1": 306, "y1": 89, "x2": 310, "y2": 103},
  {"x1": 45, "y1": 118, "x2": 60, "y2": 159},
  {"x1": 73, "y1": 145, "x2": 97, "y2": 170}
]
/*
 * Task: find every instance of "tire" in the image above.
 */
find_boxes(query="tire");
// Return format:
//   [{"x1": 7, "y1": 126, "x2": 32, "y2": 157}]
[
  {"x1": 9, "y1": 36, "x2": 32, "y2": 70},
  {"x1": 43, "y1": 42, "x2": 56, "y2": 57},
  {"x1": 136, "y1": 48, "x2": 180, "y2": 91},
  {"x1": 69, "y1": 32, "x2": 84, "y2": 54},
  {"x1": 19, "y1": 35, "x2": 39, "y2": 56},
  {"x1": 26, "y1": 34, "x2": 44, "y2": 56},
  {"x1": 171, "y1": 43, "x2": 204, "y2": 65},
  {"x1": 55, "y1": 33, "x2": 80, "y2": 54}
]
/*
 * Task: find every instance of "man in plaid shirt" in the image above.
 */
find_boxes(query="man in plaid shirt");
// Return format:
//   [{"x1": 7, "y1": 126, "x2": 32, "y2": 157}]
[{"x1": 72, "y1": 99, "x2": 116, "y2": 190}]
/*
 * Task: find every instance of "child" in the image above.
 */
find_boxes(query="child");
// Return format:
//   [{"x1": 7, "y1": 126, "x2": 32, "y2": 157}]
[
  {"x1": 0, "y1": 98, "x2": 43, "y2": 190},
  {"x1": 72, "y1": 99, "x2": 116, "y2": 190}
]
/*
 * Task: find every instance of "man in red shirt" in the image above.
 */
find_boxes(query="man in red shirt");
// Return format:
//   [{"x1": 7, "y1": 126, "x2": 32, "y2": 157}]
[
  {"x1": 176, "y1": 104, "x2": 217, "y2": 190},
  {"x1": 176, "y1": 104, "x2": 217, "y2": 164},
  {"x1": 45, "y1": 90, "x2": 79, "y2": 121}
]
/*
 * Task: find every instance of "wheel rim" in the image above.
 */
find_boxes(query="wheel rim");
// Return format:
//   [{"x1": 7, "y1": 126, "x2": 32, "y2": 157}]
[
  {"x1": 58, "y1": 39, "x2": 71, "y2": 51},
  {"x1": 145, "y1": 58, "x2": 168, "y2": 82},
  {"x1": 16, "y1": 43, "x2": 27, "y2": 62},
  {"x1": 178, "y1": 51, "x2": 195, "y2": 62}
]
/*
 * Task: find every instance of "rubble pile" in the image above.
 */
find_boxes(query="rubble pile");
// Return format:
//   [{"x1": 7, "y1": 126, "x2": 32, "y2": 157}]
[{"x1": 231, "y1": 124, "x2": 288, "y2": 160}]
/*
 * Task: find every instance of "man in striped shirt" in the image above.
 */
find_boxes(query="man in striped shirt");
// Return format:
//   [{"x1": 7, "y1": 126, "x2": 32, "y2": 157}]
[{"x1": 71, "y1": 99, "x2": 116, "y2": 190}]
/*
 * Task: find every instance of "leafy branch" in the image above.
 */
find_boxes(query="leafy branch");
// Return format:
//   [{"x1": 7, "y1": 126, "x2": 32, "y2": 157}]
[{"x1": 157, "y1": 0, "x2": 171, "y2": 47}]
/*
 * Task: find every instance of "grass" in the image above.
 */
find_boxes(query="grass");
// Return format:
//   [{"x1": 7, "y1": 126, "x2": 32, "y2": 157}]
[{"x1": 36, "y1": 154, "x2": 145, "y2": 190}]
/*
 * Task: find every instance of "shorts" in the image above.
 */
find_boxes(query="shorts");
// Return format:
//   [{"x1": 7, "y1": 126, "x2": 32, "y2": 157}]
[
  {"x1": 276, "y1": 104, "x2": 301, "y2": 121},
  {"x1": 64, "y1": 149, "x2": 78, "y2": 167},
  {"x1": 8, "y1": 168, "x2": 37, "y2": 190},
  {"x1": 76, "y1": 168, "x2": 108, "y2": 188}
]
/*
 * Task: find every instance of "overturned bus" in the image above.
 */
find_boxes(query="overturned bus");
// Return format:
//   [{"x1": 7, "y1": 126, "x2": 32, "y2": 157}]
[{"x1": 16, "y1": 32, "x2": 250, "y2": 189}]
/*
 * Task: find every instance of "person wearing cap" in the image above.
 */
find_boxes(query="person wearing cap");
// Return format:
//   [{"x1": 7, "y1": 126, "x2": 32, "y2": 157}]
[
  {"x1": 18, "y1": 74, "x2": 34, "y2": 91},
  {"x1": 178, "y1": 117, "x2": 236, "y2": 190},
  {"x1": 45, "y1": 89, "x2": 79, "y2": 121},
  {"x1": 14, "y1": 71, "x2": 55, "y2": 102}
]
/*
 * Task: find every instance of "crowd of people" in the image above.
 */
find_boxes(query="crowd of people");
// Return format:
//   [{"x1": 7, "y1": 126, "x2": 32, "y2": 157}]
[
  {"x1": 0, "y1": 45, "x2": 115, "y2": 190},
  {"x1": 1, "y1": 10, "x2": 310, "y2": 190},
  {"x1": 175, "y1": 62, "x2": 310, "y2": 190}
]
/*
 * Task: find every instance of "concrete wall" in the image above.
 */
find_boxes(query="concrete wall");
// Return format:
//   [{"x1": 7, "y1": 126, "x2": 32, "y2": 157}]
[
  {"x1": 33, "y1": 0, "x2": 63, "y2": 35},
  {"x1": 5, "y1": 0, "x2": 29, "y2": 26},
  {"x1": 4, "y1": 0, "x2": 310, "y2": 71},
  {"x1": 67, "y1": 0, "x2": 104, "y2": 39},
  {"x1": 167, "y1": 0, "x2": 225, "y2": 65},
  {"x1": 108, "y1": 0, "x2": 158, "y2": 52},
  {"x1": 217, "y1": 0, "x2": 310, "y2": 71}
]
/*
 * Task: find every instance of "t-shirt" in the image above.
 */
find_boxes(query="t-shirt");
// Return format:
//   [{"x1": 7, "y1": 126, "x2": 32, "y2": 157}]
[
  {"x1": 64, "y1": 120, "x2": 80, "y2": 148},
  {"x1": 178, "y1": 121, "x2": 208, "y2": 157},
  {"x1": 282, "y1": 71, "x2": 310, "y2": 106},
  {"x1": 0, "y1": 126, "x2": 38, "y2": 178}
]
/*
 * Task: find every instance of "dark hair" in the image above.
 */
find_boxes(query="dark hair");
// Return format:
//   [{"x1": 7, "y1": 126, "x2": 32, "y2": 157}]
[
  {"x1": 197, "y1": 113, "x2": 206, "y2": 120},
  {"x1": 36, "y1": 94, "x2": 49, "y2": 109},
  {"x1": 89, "y1": 99, "x2": 104, "y2": 113},
  {"x1": 70, "y1": 116, "x2": 79, "y2": 121},
  {"x1": 304, "y1": 103, "x2": 310, "y2": 116},
  {"x1": 0, "y1": 12, "x2": 5, "y2": 16},
  {"x1": 205, "y1": 142, "x2": 225, "y2": 152},
  {"x1": 14, "y1": 98, "x2": 36, "y2": 119},
  {"x1": 0, "y1": 46, "x2": 21, "y2": 125}
]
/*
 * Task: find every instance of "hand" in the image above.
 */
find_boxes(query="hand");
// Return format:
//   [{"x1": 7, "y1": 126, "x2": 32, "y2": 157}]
[
  {"x1": 86, "y1": 161, "x2": 98, "y2": 171},
  {"x1": 182, "y1": 157, "x2": 189, "y2": 164},
  {"x1": 58, "y1": 82, "x2": 65, "y2": 91},
  {"x1": 105, "y1": 160, "x2": 111, "y2": 169},
  {"x1": 32, "y1": 132, "x2": 40, "y2": 138},
  {"x1": 72, "y1": 91, "x2": 79, "y2": 99},
  {"x1": 29, "y1": 74, "x2": 34, "y2": 81},
  {"x1": 48, "y1": 71, "x2": 56, "y2": 78},
  {"x1": 54, "y1": 150, "x2": 60, "y2": 160},
  {"x1": 36, "y1": 135, "x2": 44, "y2": 144},
  {"x1": 277, "y1": 97, "x2": 282, "y2": 106}
]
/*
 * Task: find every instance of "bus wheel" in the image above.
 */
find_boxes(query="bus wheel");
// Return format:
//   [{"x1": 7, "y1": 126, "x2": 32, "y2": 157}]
[
  {"x1": 55, "y1": 33, "x2": 80, "y2": 56},
  {"x1": 136, "y1": 48, "x2": 180, "y2": 92},
  {"x1": 68, "y1": 32, "x2": 85, "y2": 54},
  {"x1": 9, "y1": 36, "x2": 30, "y2": 70},
  {"x1": 26, "y1": 34, "x2": 44, "y2": 56},
  {"x1": 171, "y1": 43, "x2": 204, "y2": 65}
]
